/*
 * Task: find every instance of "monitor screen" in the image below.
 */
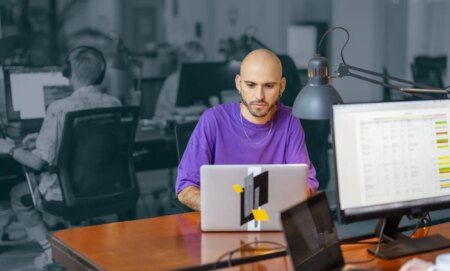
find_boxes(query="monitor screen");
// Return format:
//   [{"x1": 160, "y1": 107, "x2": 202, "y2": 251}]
[
  {"x1": 333, "y1": 100, "x2": 450, "y2": 223},
  {"x1": 3, "y1": 66, "x2": 71, "y2": 121},
  {"x1": 176, "y1": 61, "x2": 240, "y2": 107}
]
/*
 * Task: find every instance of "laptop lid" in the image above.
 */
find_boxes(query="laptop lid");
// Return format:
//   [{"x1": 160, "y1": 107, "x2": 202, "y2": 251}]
[
  {"x1": 280, "y1": 192, "x2": 344, "y2": 271},
  {"x1": 201, "y1": 164, "x2": 308, "y2": 232}
]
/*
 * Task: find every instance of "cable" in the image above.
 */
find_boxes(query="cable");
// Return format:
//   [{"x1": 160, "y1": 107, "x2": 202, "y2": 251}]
[
  {"x1": 409, "y1": 212, "x2": 430, "y2": 238},
  {"x1": 317, "y1": 26, "x2": 350, "y2": 64},
  {"x1": 345, "y1": 218, "x2": 386, "y2": 265},
  {"x1": 211, "y1": 240, "x2": 285, "y2": 270}
]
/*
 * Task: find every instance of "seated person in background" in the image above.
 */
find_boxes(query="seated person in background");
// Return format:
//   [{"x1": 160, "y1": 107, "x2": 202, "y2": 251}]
[
  {"x1": 0, "y1": 46, "x2": 121, "y2": 270},
  {"x1": 154, "y1": 41, "x2": 208, "y2": 119},
  {"x1": 176, "y1": 49, "x2": 318, "y2": 211}
]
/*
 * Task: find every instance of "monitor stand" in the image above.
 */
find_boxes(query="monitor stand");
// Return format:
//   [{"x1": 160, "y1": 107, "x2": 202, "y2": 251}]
[{"x1": 367, "y1": 216, "x2": 450, "y2": 259}]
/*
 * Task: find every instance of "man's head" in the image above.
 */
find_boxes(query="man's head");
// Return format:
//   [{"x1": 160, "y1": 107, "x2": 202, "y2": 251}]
[
  {"x1": 63, "y1": 46, "x2": 106, "y2": 87},
  {"x1": 235, "y1": 49, "x2": 286, "y2": 123}
]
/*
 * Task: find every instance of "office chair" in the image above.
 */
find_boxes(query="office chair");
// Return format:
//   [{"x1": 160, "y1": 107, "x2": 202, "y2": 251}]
[
  {"x1": 411, "y1": 55, "x2": 447, "y2": 89},
  {"x1": 411, "y1": 64, "x2": 444, "y2": 89},
  {"x1": 279, "y1": 54, "x2": 302, "y2": 107},
  {"x1": 24, "y1": 106, "x2": 140, "y2": 223},
  {"x1": 169, "y1": 121, "x2": 199, "y2": 214},
  {"x1": 174, "y1": 121, "x2": 198, "y2": 163}
]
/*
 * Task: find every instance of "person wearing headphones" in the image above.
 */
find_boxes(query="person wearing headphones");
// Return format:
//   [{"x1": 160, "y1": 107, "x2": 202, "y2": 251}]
[{"x1": 0, "y1": 46, "x2": 121, "y2": 270}]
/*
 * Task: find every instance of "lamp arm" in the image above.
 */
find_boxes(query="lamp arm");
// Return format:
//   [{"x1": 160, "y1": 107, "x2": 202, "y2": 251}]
[{"x1": 337, "y1": 63, "x2": 448, "y2": 95}]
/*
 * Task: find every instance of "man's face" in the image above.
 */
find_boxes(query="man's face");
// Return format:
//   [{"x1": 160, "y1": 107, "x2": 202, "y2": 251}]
[{"x1": 236, "y1": 64, "x2": 286, "y2": 119}]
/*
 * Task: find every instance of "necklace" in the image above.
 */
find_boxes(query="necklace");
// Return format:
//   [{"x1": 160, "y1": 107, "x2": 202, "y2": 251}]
[{"x1": 240, "y1": 111, "x2": 274, "y2": 145}]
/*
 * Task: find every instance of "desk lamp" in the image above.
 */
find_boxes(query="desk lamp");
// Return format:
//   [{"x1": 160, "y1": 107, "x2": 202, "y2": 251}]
[{"x1": 292, "y1": 27, "x2": 449, "y2": 120}]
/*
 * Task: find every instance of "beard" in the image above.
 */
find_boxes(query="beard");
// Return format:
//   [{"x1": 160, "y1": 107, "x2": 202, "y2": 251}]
[{"x1": 241, "y1": 97, "x2": 276, "y2": 118}]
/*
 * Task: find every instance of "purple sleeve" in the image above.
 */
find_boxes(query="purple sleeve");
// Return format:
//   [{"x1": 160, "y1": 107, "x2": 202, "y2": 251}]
[
  {"x1": 285, "y1": 118, "x2": 319, "y2": 193},
  {"x1": 175, "y1": 112, "x2": 214, "y2": 194}
]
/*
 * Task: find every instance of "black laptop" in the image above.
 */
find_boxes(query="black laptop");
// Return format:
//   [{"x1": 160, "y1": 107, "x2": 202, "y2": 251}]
[{"x1": 280, "y1": 192, "x2": 371, "y2": 271}]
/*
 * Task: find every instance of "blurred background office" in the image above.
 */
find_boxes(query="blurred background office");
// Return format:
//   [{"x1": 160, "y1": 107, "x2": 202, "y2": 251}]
[{"x1": 0, "y1": 0, "x2": 449, "y2": 270}]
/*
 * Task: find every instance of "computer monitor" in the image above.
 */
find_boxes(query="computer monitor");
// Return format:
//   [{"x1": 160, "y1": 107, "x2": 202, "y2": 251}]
[
  {"x1": 332, "y1": 99, "x2": 450, "y2": 259},
  {"x1": 176, "y1": 56, "x2": 302, "y2": 107},
  {"x1": 176, "y1": 61, "x2": 240, "y2": 107},
  {"x1": 3, "y1": 66, "x2": 71, "y2": 122}
]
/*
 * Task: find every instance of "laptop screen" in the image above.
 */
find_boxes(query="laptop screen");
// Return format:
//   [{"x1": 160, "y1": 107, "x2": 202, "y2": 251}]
[{"x1": 280, "y1": 193, "x2": 344, "y2": 271}]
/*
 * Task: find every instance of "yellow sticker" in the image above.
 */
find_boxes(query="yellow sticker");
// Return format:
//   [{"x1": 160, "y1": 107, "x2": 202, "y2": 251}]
[
  {"x1": 232, "y1": 184, "x2": 243, "y2": 193},
  {"x1": 252, "y1": 209, "x2": 269, "y2": 221}
]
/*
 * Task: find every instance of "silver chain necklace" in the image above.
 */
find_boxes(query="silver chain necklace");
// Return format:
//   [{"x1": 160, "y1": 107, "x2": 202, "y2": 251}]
[{"x1": 239, "y1": 111, "x2": 274, "y2": 145}]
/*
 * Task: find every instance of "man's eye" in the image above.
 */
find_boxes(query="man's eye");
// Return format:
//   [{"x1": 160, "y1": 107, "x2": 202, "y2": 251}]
[
  {"x1": 266, "y1": 84, "x2": 275, "y2": 88},
  {"x1": 247, "y1": 84, "x2": 256, "y2": 88}
]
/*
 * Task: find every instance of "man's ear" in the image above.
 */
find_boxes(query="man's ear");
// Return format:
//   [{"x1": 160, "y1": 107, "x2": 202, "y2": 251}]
[
  {"x1": 235, "y1": 74, "x2": 241, "y2": 94},
  {"x1": 280, "y1": 77, "x2": 286, "y2": 96}
]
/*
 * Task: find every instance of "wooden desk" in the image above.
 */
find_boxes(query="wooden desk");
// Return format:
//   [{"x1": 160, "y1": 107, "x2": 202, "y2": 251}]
[
  {"x1": 221, "y1": 223, "x2": 450, "y2": 271},
  {"x1": 51, "y1": 213, "x2": 450, "y2": 271},
  {"x1": 50, "y1": 212, "x2": 285, "y2": 271}
]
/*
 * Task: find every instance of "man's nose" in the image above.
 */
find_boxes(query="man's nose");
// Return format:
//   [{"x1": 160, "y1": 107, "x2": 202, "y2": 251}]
[{"x1": 255, "y1": 86, "x2": 265, "y2": 100}]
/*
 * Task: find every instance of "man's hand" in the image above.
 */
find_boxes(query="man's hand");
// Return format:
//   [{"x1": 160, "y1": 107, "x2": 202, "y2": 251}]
[
  {"x1": 177, "y1": 186, "x2": 201, "y2": 211},
  {"x1": 0, "y1": 138, "x2": 15, "y2": 154},
  {"x1": 22, "y1": 133, "x2": 39, "y2": 150}
]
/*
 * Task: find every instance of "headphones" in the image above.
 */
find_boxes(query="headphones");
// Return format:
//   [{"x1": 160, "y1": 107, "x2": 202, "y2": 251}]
[{"x1": 62, "y1": 46, "x2": 106, "y2": 85}]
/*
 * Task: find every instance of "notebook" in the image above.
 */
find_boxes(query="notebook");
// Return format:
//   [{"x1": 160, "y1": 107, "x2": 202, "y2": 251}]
[
  {"x1": 201, "y1": 164, "x2": 308, "y2": 231},
  {"x1": 280, "y1": 192, "x2": 371, "y2": 271}
]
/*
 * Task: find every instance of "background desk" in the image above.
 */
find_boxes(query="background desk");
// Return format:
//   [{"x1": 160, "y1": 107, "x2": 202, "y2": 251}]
[
  {"x1": 0, "y1": 125, "x2": 178, "y2": 188},
  {"x1": 50, "y1": 212, "x2": 450, "y2": 271},
  {"x1": 134, "y1": 126, "x2": 177, "y2": 171}
]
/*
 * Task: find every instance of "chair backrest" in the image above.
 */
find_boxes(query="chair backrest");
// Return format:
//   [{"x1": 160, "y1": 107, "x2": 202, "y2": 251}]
[
  {"x1": 279, "y1": 54, "x2": 302, "y2": 107},
  {"x1": 411, "y1": 63, "x2": 444, "y2": 89},
  {"x1": 53, "y1": 106, "x2": 139, "y2": 220},
  {"x1": 411, "y1": 55, "x2": 447, "y2": 89},
  {"x1": 174, "y1": 121, "x2": 198, "y2": 162}
]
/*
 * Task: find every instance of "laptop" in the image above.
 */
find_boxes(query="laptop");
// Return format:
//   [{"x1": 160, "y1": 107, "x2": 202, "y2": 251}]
[
  {"x1": 280, "y1": 192, "x2": 370, "y2": 271},
  {"x1": 201, "y1": 164, "x2": 308, "y2": 231}
]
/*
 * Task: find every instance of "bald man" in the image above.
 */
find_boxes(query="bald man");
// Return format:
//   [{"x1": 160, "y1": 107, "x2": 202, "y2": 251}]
[{"x1": 176, "y1": 49, "x2": 318, "y2": 211}]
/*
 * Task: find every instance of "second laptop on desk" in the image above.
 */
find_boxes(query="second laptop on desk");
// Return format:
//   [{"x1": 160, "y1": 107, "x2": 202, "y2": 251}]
[{"x1": 201, "y1": 164, "x2": 308, "y2": 231}]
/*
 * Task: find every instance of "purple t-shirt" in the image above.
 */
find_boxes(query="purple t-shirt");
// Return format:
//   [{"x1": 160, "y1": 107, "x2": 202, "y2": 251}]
[{"x1": 175, "y1": 102, "x2": 318, "y2": 194}]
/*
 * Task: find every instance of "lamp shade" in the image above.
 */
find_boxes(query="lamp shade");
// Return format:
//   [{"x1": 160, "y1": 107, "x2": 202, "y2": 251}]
[{"x1": 292, "y1": 55, "x2": 343, "y2": 120}]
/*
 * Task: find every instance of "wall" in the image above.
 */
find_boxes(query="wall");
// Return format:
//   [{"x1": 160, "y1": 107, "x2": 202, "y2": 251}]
[
  {"x1": 60, "y1": 0, "x2": 121, "y2": 38},
  {"x1": 384, "y1": 0, "x2": 408, "y2": 78},
  {"x1": 163, "y1": 0, "x2": 211, "y2": 55},
  {"x1": 163, "y1": 0, "x2": 289, "y2": 60},
  {"x1": 330, "y1": 0, "x2": 385, "y2": 103},
  {"x1": 406, "y1": 0, "x2": 450, "y2": 84},
  {"x1": 289, "y1": 0, "x2": 332, "y2": 23}
]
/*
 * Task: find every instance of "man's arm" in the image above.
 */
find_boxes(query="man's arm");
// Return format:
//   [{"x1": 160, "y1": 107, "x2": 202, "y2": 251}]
[
  {"x1": 177, "y1": 186, "x2": 200, "y2": 211},
  {"x1": 285, "y1": 118, "x2": 319, "y2": 195},
  {"x1": 0, "y1": 138, "x2": 47, "y2": 170},
  {"x1": 11, "y1": 147, "x2": 47, "y2": 171},
  {"x1": 175, "y1": 109, "x2": 215, "y2": 210}
]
